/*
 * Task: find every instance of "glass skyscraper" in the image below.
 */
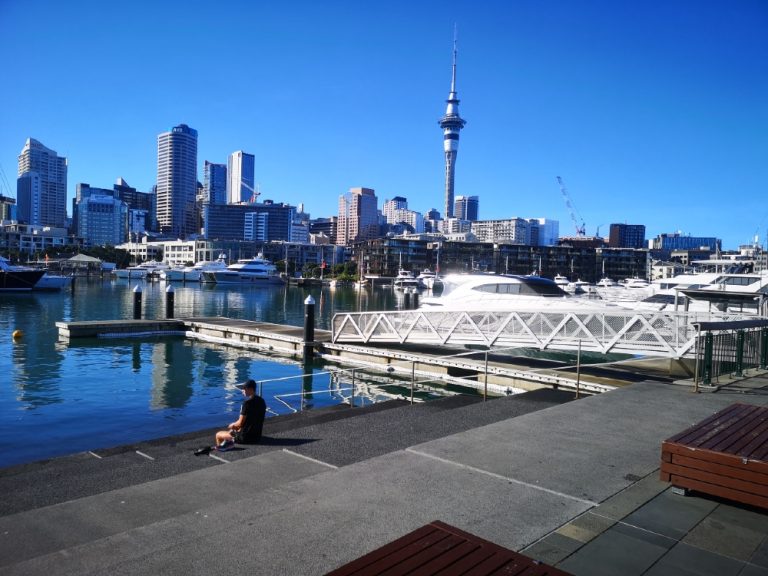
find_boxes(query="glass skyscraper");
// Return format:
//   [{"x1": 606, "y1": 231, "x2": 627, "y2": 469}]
[
  {"x1": 156, "y1": 124, "x2": 198, "y2": 237},
  {"x1": 227, "y1": 151, "x2": 255, "y2": 204}
]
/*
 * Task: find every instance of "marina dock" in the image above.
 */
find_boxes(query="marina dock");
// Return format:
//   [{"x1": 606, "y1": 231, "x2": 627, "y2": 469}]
[
  {"x1": 56, "y1": 317, "x2": 657, "y2": 394},
  {"x1": 1, "y1": 373, "x2": 767, "y2": 575}
]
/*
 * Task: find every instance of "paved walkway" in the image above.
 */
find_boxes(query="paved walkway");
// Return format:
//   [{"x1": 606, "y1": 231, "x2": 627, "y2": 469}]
[{"x1": 1, "y1": 376, "x2": 767, "y2": 575}]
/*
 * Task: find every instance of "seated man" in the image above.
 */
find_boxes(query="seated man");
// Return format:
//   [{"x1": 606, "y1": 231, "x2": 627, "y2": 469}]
[{"x1": 215, "y1": 379, "x2": 267, "y2": 448}]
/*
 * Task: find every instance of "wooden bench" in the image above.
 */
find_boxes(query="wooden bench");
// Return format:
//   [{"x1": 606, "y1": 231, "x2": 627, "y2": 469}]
[
  {"x1": 661, "y1": 403, "x2": 768, "y2": 509},
  {"x1": 325, "y1": 520, "x2": 572, "y2": 575}
]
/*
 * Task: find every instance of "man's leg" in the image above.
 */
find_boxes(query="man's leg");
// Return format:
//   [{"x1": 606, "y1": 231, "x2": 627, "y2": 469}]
[{"x1": 215, "y1": 430, "x2": 234, "y2": 446}]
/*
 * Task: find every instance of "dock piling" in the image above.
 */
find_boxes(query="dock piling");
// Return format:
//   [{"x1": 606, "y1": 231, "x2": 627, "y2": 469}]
[
  {"x1": 165, "y1": 285, "x2": 175, "y2": 319},
  {"x1": 303, "y1": 295, "x2": 315, "y2": 362},
  {"x1": 132, "y1": 285, "x2": 142, "y2": 320}
]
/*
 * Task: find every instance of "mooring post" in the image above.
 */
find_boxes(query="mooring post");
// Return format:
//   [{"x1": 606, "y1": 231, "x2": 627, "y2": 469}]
[
  {"x1": 404, "y1": 290, "x2": 411, "y2": 309},
  {"x1": 303, "y1": 295, "x2": 315, "y2": 362},
  {"x1": 70, "y1": 276, "x2": 76, "y2": 295},
  {"x1": 165, "y1": 284, "x2": 175, "y2": 319},
  {"x1": 132, "y1": 284, "x2": 142, "y2": 320},
  {"x1": 412, "y1": 290, "x2": 419, "y2": 308}
]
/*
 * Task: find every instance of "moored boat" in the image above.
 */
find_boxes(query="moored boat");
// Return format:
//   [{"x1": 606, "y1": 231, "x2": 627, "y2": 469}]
[
  {"x1": 202, "y1": 254, "x2": 283, "y2": 285},
  {"x1": 0, "y1": 256, "x2": 47, "y2": 291}
]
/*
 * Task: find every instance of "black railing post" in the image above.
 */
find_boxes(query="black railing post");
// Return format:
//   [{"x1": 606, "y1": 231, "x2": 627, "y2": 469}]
[
  {"x1": 703, "y1": 331, "x2": 713, "y2": 385},
  {"x1": 735, "y1": 330, "x2": 745, "y2": 377}
]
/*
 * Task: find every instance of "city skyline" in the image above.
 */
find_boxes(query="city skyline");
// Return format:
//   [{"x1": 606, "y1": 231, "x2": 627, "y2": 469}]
[{"x1": 1, "y1": 0, "x2": 767, "y2": 250}]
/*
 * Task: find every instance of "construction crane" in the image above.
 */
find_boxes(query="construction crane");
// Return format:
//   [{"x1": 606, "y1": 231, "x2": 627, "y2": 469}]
[
  {"x1": 240, "y1": 180, "x2": 260, "y2": 204},
  {"x1": 556, "y1": 176, "x2": 586, "y2": 236}
]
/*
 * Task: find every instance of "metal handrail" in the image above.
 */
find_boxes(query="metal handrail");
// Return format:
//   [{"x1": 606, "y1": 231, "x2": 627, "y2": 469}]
[{"x1": 331, "y1": 308, "x2": 753, "y2": 358}]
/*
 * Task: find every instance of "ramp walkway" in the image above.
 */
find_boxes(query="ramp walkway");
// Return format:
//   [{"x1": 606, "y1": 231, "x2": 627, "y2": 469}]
[{"x1": 1, "y1": 378, "x2": 767, "y2": 575}]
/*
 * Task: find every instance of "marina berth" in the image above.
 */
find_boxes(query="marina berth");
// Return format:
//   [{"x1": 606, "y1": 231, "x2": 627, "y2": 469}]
[{"x1": 202, "y1": 254, "x2": 284, "y2": 284}]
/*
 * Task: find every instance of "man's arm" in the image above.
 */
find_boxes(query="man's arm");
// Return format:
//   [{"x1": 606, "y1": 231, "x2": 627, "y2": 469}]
[{"x1": 228, "y1": 415, "x2": 245, "y2": 431}]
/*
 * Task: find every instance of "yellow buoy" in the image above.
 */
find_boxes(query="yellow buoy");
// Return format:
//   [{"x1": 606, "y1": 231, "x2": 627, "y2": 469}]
[{"x1": 12, "y1": 329, "x2": 23, "y2": 340}]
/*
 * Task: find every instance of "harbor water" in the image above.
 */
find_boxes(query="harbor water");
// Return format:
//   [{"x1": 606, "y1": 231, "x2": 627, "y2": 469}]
[{"x1": 0, "y1": 278, "x2": 403, "y2": 467}]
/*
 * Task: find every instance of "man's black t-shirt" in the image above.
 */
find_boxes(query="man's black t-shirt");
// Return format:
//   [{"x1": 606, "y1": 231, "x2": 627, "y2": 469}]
[{"x1": 237, "y1": 394, "x2": 266, "y2": 443}]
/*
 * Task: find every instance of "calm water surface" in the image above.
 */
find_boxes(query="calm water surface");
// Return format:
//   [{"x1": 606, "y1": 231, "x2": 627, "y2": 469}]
[{"x1": 0, "y1": 278, "x2": 403, "y2": 467}]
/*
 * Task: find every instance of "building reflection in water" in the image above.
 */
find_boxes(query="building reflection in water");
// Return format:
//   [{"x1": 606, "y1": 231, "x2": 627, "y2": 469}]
[{"x1": 150, "y1": 339, "x2": 194, "y2": 410}]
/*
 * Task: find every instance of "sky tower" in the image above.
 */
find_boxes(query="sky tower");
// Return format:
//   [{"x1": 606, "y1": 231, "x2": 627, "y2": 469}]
[{"x1": 439, "y1": 33, "x2": 467, "y2": 219}]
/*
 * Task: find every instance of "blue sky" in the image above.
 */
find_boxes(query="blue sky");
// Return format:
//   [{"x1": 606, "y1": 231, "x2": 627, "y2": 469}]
[{"x1": 1, "y1": 0, "x2": 766, "y2": 250}]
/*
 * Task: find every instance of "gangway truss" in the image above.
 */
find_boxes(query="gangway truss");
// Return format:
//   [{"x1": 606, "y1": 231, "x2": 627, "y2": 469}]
[{"x1": 331, "y1": 308, "x2": 751, "y2": 358}]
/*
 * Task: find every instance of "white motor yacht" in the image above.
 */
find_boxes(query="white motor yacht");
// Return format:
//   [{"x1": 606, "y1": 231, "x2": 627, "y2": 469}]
[
  {"x1": 419, "y1": 274, "x2": 617, "y2": 311},
  {"x1": 596, "y1": 277, "x2": 618, "y2": 288},
  {"x1": 393, "y1": 269, "x2": 421, "y2": 290},
  {"x1": 202, "y1": 254, "x2": 283, "y2": 285},
  {"x1": 416, "y1": 269, "x2": 439, "y2": 290},
  {"x1": 163, "y1": 254, "x2": 228, "y2": 282},
  {"x1": 113, "y1": 261, "x2": 170, "y2": 279},
  {"x1": 553, "y1": 274, "x2": 570, "y2": 288}
]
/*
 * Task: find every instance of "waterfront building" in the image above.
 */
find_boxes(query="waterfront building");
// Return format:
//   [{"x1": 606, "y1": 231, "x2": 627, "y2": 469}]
[
  {"x1": 76, "y1": 193, "x2": 128, "y2": 247},
  {"x1": 438, "y1": 39, "x2": 467, "y2": 219},
  {"x1": 203, "y1": 201, "x2": 295, "y2": 241},
  {"x1": 200, "y1": 163, "x2": 226, "y2": 217},
  {"x1": 0, "y1": 222, "x2": 80, "y2": 255},
  {"x1": 471, "y1": 218, "x2": 530, "y2": 244},
  {"x1": 354, "y1": 237, "x2": 649, "y2": 282},
  {"x1": 454, "y1": 195, "x2": 478, "y2": 221},
  {"x1": 156, "y1": 124, "x2": 198, "y2": 238},
  {"x1": 16, "y1": 138, "x2": 68, "y2": 228},
  {"x1": 0, "y1": 194, "x2": 17, "y2": 222},
  {"x1": 337, "y1": 187, "x2": 379, "y2": 246},
  {"x1": 382, "y1": 196, "x2": 408, "y2": 223},
  {"x1": 113, "y1": 178, "x2": 155, "y2": 236},
  {"x1": 609, "y1": 223, "x2": 646, "y2": 249},
  {"x1": 116, "y1": 237, "x2": 164, "y2": 263},
  {"x1": 227, "y1": 151, "x2": 255, "y2": 204},
  {"x1": 159, "y1": 239, "x2": 196, "y2": 266}
]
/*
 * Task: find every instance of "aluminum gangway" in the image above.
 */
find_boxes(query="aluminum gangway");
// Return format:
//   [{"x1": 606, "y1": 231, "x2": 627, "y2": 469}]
[{"x1": 331, "y1": 308, "x2": 751, "y2": 358}]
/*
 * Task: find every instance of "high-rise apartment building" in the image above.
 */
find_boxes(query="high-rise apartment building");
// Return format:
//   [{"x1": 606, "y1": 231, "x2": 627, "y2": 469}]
[
  {"x1": 16, "y1": 138, "x2": 68, "y2": 227},
  {"x1": 438, "y1": 39, "x2": 466, "y2": 219},
  {"x1": 203, "y1": 161, "x2": 227, "y2": 205},
  {"x1": 337, "y1": 187, "x2": 379, "y2": 245},
  {"x1": 454, "y1": 195, "x2": 478, "y2": 221},
  {"x1": 156, "y1": 124, "x2": 198, "y2": 237},
  {"x1": 227, "y1": 151, "x2": 255, "y2": 204},
  {"x1": 383, "y1": 196, "x2": 408, "y2": 223}
]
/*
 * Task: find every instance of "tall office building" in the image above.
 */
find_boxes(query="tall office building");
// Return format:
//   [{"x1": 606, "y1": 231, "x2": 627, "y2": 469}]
[
  {"x1": 16, "y1": 138, "x2": 68, "y2": 227},
  {"x1": 438, "y1": 38, "x2": 466, "y2": 219},
  {"x1": 156, "y1": 124, "x2": 198, "y2": 237},
  {"x1": 203, "y1": 161, "x2": 227, "y2": 205},
  {"x1": 454, "y1": 195, "x2": 478, "y2": 221},
  {"x1": 227, "y1": 151, "x2": 255, "y2": 204},
  {"x1": 609, "y1": 224, "x2": 646, "y2": 249},
  {"x1": 337, "y1": 187, "x2": 379, "y2": 245}
]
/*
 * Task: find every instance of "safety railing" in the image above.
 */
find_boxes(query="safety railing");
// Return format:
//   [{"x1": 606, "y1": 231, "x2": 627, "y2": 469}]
[
  {"x1": 331, "y1": 308, "x2": 751, "y2": 358},
  {"x1": 693, "y1": 319, "x2": 768, "y2": 390}
]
